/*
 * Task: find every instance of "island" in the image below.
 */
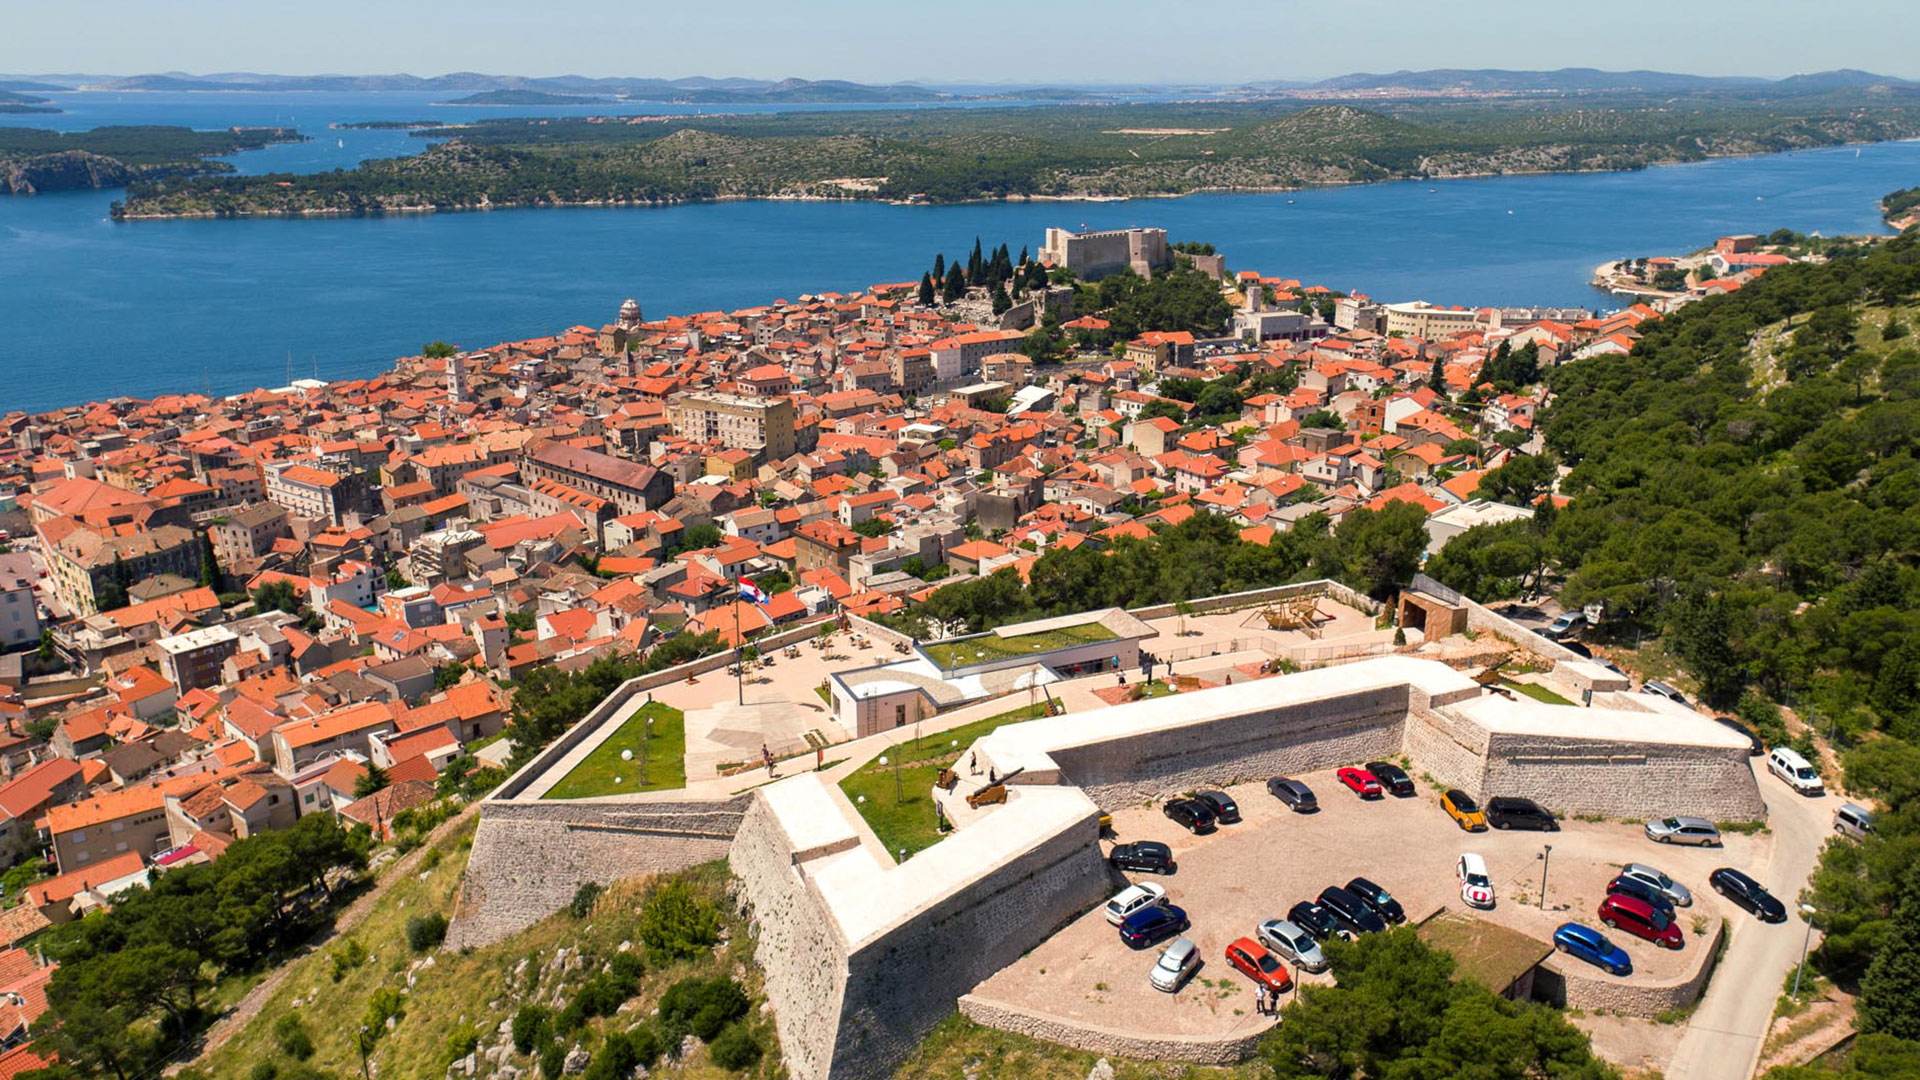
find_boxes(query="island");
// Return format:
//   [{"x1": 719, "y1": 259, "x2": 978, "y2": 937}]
[
  {"x1": 109, "y1": 88, "x2": 1920, "y2": 218},
  {"x1": 437, "y1": 89, "x2": 612, "y2": 106},
  {"x1": 2, "y1": 125, "x2": 305, "y2": 194},
  {"x1": 1884, "y1": 185, "x2": 1920, "y2": 230},
  {"x1": 0, "y1": 90, "x2": 60, "y2": 114}
]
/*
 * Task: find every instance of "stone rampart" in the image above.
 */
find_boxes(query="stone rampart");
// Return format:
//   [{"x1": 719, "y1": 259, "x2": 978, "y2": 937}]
[
  {"x1": 1403, "y1": 707, "x2": 1490, "y2": 794},
  {"x1": 1127, "y1": 578, "x2": 1382, "y2": 621},
  {"x1": 957, "y1": 993, "x2": 1273, "y2": 1064},
  {"x1": 1539, "y1": 919, "x2": 1727, "y2": 1017},
  {"x1": 1481, "y1": 732, "x2": 1765, "y2": 820},
  {"x1": 447, "y1": 797, "x2": 747, "y2": 948}
]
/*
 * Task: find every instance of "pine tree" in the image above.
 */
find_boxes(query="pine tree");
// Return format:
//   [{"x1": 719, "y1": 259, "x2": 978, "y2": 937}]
[
  {"x1": 1026, "y1": 261, "x2": 1049, "y2": 291},
  {"x1": 1859, "y1": 868, "x2": 1920, "y2": 1040},
  {"x1": 917, "y1": 272, "x2": 935, "y2": 306},
  {"x1": 942, "y1": 262, "x2": 966, "y2": 303}
]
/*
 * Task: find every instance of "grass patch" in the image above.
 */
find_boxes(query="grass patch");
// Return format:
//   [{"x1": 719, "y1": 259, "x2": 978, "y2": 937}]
[
  {"x1": 921, "y1": 621, "x2": 1118, "y2": 670},
  {"x1": 838, "y1": 702, "x2": 1050, "y2": 860},
  {"x1": 542, "y1": 703, "x2": 684, "y2": 799},
  {"x1": 814, "y1": 684, "x2": 831, "y2": 704},
  {"x1": 1500, "y1": 679, "x2": 1575, "y2": 706}
]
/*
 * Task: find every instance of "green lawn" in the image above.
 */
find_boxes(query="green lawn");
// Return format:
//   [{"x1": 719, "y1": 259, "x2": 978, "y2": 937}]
[
  {"x1": 920, "y1": 622, "x2": 1118, "y2": 670},
  {"x1": 542, "y1": 703, "x2": 686, "y2": 799},
  {"x1": 1501, "y1": 679, "x2": 1575, "y2": 706},
  {"x1": 838, "y1": 702, "x2": 1050, "y2": 860}
]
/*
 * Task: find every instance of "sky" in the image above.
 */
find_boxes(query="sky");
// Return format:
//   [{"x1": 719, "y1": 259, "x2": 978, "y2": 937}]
[{"x1": 5, "y1": 0, "x2": 1915, "y2": 85}]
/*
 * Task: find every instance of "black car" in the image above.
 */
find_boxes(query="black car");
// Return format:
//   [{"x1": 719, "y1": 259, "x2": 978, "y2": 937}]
[
  {"x1": 1710, "y1": 868, "x2": 1787, "y2": 923},
  {"x1": 1267, "y1": 777, "x2": 1318, "y2": 812},
  {"x1": 1318, "y1": 885, "x2": 1388, "y2": 935},
  {"x1": 1344, "y1": 877, "x2": 1406, "y2": 924},
  {"x1": 1194, "y1": 790, "x2": 1241, "y2": 824},
  {"x1": 1163, "y1": 798, "x2": 1218, "y2": 835},
  {"x1": 1606, "y1": 874, "x2": 1677, "y2": 917},
  {"x1": 1486, "y1": 796, "x2": 1559, "y2": 831},
  {"x1": 1287, "y1": 900, "x2": 1348, "y2": 943},
  {"x1": 1364, "y1": 761, "x2": 1415, "y2": 798},
  {"x1": 1109, "y1": 841, "x2": 1175, "y2": 875}
]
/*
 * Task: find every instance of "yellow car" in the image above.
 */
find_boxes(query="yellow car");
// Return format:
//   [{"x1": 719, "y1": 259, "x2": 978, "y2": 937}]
[{"x1": 1442, "y1": 789, "x2": 1488, "y2": 832}]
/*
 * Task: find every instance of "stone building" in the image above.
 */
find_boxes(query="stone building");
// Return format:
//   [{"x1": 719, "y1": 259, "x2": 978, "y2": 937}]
[
  {"x1": 667, "y1": 391, "x2": 797, "y2": 461},
  {"x1": 1039, "y1": 227, "x2": 1172, "y2": 281},
  {"x1": 521, "y1": 442, "x2": 673, "y2": 516}
]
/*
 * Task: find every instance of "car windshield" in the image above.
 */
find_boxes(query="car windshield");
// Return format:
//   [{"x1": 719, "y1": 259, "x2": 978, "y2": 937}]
[
  {"x1": 1455, "y1": 794, "x2": 1478, "y2": 811},
  {"x1": 1468, "y1": 873, "x2": 1490, "y2": 887},
  {"x1": 1796, "y1": 767, "x2": 1819, "y2": 780},
  {"x1": 1647, "y1": 908, "x2": 1672, "y2": 931}
]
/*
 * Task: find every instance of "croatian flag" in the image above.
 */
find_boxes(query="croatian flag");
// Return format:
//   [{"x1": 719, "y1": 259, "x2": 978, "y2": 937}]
[{"x1": 736, "y1": 578, "x2": 771, "y2": 607}]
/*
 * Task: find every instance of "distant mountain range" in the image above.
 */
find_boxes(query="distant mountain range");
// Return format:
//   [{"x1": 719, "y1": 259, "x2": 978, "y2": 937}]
[
  {"x1": 1264, "y1": 67, "x2": 1916, "y2": 94},
  {"x1": 15, "y1": 72, "x2": 969, "y2": 104}
]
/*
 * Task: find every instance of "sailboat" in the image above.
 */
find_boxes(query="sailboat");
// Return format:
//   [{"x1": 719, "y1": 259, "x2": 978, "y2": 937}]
[{"x1": 337, "y1": 138, "x2": 344, "y2": 148}]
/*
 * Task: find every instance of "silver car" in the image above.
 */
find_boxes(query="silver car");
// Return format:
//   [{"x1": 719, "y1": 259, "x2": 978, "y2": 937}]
[
  {"x1": 1257, "y1": 918, "x2": 1329, "y2": 972},
  {"x1": 1618, "y1": 863, "x2": 1693, "y2": 907},
  {"x1": 1149, "y1": 937, "x2": 1200, "y2": 992},
  {"x1": 1644, "y1": 816, "x2": 1721, "y2": 846}
]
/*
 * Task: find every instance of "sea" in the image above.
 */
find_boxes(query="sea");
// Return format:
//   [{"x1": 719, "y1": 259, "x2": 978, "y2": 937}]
[{"x1": 2, "y1": 90, "x2": 1916, "y2": 413}]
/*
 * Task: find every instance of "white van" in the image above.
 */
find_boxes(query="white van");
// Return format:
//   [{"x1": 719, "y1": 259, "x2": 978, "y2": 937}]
[
  {"x1": 1767, "y1": 747, "x2": 1824, "y2": 796},
  {"x1": 1834, "y1": 803, "x2": 1875, "y2": 839}
]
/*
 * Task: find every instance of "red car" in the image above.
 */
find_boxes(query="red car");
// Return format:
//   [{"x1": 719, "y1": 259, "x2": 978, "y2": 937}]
[
  {"x1": 1337, "y1": 767, "x2": 1383, "y2": 799},
  {"x1": 1224, "y1": 936, "x2": 1293, "y2": 993},
  {"x1": 1597, "y1": 894, "x2": 1684, "y2": 949}
]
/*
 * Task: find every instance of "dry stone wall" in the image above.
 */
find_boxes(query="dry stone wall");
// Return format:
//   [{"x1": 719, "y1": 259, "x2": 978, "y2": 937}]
[
  {"x1": 1540, "y1": 920, "x2": 1726, "y2": 1016},
  {"x1": 1403, "y1": 707, "x2": 1490, "y2": 795},
  {"x1": 1481, "y1": 734, "x2": 1765, "y2": 820},
  {"x1": 957, "y1": 994, "x2": 1272, "y2": 1064}
]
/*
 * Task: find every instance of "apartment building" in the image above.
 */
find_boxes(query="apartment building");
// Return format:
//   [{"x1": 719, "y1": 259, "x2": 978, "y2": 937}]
[{"x1": 668, "y1": 392, "x2": 797, "y2": 461}]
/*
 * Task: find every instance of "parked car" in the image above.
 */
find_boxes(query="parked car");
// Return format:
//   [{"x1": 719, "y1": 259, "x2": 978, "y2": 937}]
[
  {"x1": 1105, "y1": 882, "x2": 1169, "y2": 926},
  {"x1": 1641, "y1": 680, "x2": 1691, "y2": 708},
  {"x1": 1149, "y1": 937, "x2": 1202, "y2": 992},
  {"x1": 1597, "y1": 894, "x2": 1684, "y2": 949},
  {"x1": 1286, "y1": 900, "x2": 1348, "y2": 943},
  {"x1": 1644, "y1": 817, "x2": 1721, "y2": 846},
  {"x1": 1224, "y1": 937, "x2": 1293, "y2": 994},
  {"x1": 1110, "y1": 841, "x2": 1176, "y2": 874},
  {"x1": 1457, "y1": 853, "x2": 1495, "y2": 909},
  {"x1": 1713, "y1": 716, "x2": 1766, "y2": 756},
  {"x1": 1163, "y1": 798, "x2": 1218, "y2": 835},
  {"x1": 1606, "y1": 874, "x2": 1677, "y2": 917},
  {"x1": 1544, "y1": 612, "x2": 1586, "y2": 639},
  {"x1": 1710, "y1": 868, "x2": 1788, "y2": 923},
  {"x1": 1337, "y1": 767, "x2": 1384, "y2": 799},
  {"x1": 1193, "y1": 790, "x2": 1242, "y2": 824},
  {"x1": 1363, "y1": 761, "x2": 1415, "y2": 797},
  {"x1": 1344, "y1": 877, "x2": 1406, "y2": 924},
  {"x1": 1618, "y1": 863, "x2": 1693, "y2": 908},
  {"x1": 1486, "y1": 796, "x2": 1559, "y2": 831},
  {"x1": 1835, "y1": 803, "x2": 1875, "y2": 840},
  {"x1": 1554, "y1": 923, "x2": 1632, "y2": 976},
  {"x1": 1767, "y1": 747, "x2": 1825, "y2": 796},
  {"x1": 1119, "y1": 903, "x2": 1191, "y2": 948},
  {"x1": 1267, "y1": 777, "x2": 1318, "y2": 812},
  {"x1": 1442, "y1": 789, "x2": 1488, "y2": 832},
  {"x1": 1257, "y1": 918, "x2": 1329, "y2": 972},
  {"x1": 1318, "y1": 886, "x2": 1388, "y2": 935}
]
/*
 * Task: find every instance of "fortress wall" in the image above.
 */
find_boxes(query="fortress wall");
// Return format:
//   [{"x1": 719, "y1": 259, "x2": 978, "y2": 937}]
[
  {"x1": 1043, "y1": 686, "x2": 1411, "y2": 808},
  {"x1": 1403, "y1": 706, "x2": 1491, "y2": 795},
  {"x1": 728, "y1": 798, "x2": 852, "y2": 1080},
  {"x1": 446, "y1": 798, "x2": 747, "y2": 948},
  {"x1": 957, "y1": 994, "x2": 1271, "y2": 1064},
  {"x1": 829, "y1": 812, "x2": 1113, "y2": 1080},
  {"x1": 1481, "y1": 733, "x2": 1765, "y2": 820}
]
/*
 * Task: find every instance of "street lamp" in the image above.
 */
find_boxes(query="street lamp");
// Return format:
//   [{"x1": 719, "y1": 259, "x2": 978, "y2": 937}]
[
  {"x1": 1537, "y1": 844, "x2": 1553, "y2": 910},
  {"x1": 358, "y1": 1024, "x2": 372, "y2": 1080},
  {"x1": 1793, "y1": 904, "x2": 1818, "y2": 1000}
]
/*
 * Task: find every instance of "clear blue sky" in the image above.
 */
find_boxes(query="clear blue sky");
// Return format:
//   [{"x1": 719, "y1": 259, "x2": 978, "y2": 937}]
[{"x1": 6, "y1": 0, "x2": 1913, "y2": 84}]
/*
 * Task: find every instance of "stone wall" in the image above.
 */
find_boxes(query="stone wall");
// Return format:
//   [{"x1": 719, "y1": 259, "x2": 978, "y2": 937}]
[
  {"x1": 1403, "y1": 707, "x2": 1490, "y2": 795},
  {"x1": 957, "y1": 993, "x2": 1272, "y2": 1064},
  {"x1": 1481, "y1": 733, "x2": 1765, "y2": 820},
  {"x1": 1127, "y1": 578, "x2": 1382, "y2": 621},
  {"x1": 447, "y1": 797, "x2": 747, "y2": 948},
  {"x1": 1538, "y1": 920, "x2": 1727, "y2": 1017},
  {"x1": 1409, "y1": 573, "x2": 1585, "y2": 666},
  {"x1": 1043, "y1": 685, "x2": 1411, "y2": 809}
]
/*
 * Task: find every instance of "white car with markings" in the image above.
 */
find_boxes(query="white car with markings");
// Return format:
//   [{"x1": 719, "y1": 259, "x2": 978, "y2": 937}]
[{"x1": 1458, "y1": 853, "x2": 1495, "y2": 909}]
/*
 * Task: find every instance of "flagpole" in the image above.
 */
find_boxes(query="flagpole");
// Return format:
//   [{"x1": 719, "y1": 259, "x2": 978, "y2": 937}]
[{"x1": 734, "y1": 579, "x2": 744, "y2": 707}]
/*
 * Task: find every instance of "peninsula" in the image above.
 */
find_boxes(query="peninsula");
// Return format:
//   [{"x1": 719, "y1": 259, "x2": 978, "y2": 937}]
[
  {"x1": 0, "y1": 124, "x2": 303, "y2": 194},
  {"x1": 437, "y1": 89, "x2": 612, "y2": 106},
  {"x1": 109, "y1": 88, "x2": 1920, "y2": 218}
]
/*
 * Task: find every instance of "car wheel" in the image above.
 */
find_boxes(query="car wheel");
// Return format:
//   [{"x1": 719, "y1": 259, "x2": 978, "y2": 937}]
[
  {"x1": 1495, "y1": 820, "x2": 1509, "y2": 830},
  {"x1": 1555, "y1": 942, "x2": 1568, "y2": 953},
  {"x1": 1610, "y1": 964, "x2": 1627, "y2": 976},
  {"x1": 1601, "y1": 918, "x2": 1617, "y2": 928},
  {"x1": 1657, "y1": 835, "x2": 1671, "y2": 844}
]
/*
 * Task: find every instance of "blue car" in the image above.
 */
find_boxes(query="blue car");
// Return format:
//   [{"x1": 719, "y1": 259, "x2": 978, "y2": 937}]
[
  {"x1": 1554, "y1": 922, "x2": 1632, "y2": 976},
  {"x1": 1119, "y1": 903, "x2": 1190, "y2": 949}
]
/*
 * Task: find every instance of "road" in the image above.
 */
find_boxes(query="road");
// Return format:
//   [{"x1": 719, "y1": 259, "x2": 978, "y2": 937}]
[{"x1": 1667, "y1": 766, "x2": 1839, "y2": 1080}]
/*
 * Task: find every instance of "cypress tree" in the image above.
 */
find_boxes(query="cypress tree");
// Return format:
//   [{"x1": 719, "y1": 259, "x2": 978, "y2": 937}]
[
  {"x1": 917, "y1": 272, "x2": 935, "y2": 306},
  {"x1": 932, "y1": 253, "x2": 945, "y2": 281},
  {"x1": 992, "y1": 283, "x2": 1013, "y2": 315},
  {"x1": 968, "y1": 237, "x2": 983, "y2": 280},
  {"x1": 943, "y1": 263, "x2": 966, "y2": 303}
]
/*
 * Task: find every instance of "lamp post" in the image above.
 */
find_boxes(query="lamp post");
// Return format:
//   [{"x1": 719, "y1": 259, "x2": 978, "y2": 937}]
[
  {"x1": 1538, "y1": 844, "x2": 1553, "y2": 910},
  {"x1": 1793, "y1": 904, "x2": 1818, "y2": 1000},
  {"x1": 358, "y1": 1024, "x2": 372, "y2": 1080}
]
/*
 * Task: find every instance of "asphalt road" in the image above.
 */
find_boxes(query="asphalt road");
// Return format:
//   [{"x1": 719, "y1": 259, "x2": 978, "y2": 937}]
[{"x1": 1667, "y1": 765, "x2": 1839, "y2": 1080}]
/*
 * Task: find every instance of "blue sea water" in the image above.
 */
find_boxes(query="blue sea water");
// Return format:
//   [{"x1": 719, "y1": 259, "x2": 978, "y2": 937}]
[{"x1": 1, "y1": 91, "x2": 1914, "y2": 413}]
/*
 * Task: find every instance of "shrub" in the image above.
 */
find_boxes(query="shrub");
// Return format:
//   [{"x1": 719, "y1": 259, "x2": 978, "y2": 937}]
[
  {"x1": 512, "y1": 1005, "x2": 550, "y2": 1055},
  {"x1": 658, "y1": 976, "x2": 750, "y2": 1046},
  {"x1": 447, "y1": 1022, "x2": 481, "y2": 1062},
  {"x1": 709, "y1": 1023, "x2": 764, "y2": 1071},
  {"x1": 626, "y1": 1024, "x2": 663, "y2": 1068},
  {"x1": 274, "y1": 1013, "x2": 314, "y2": 1061},
  {"x1": 569, "y1": 881, "x2": 605, "y2": 919},
  {"x1": 248, "y1": 1064, "x2": 277, "y2": 1080},
  {"x1": 406, "y1": 912, "x2": 449, "y2": 952},
  {"x1": 582, "y1": 1030, "x2": 639, "y2": 1080},
  {"x1": 363, "y1": 986, "x2": 406, "y2": 1040},
  {"x1": 564, "y1": 950, "x2": 647, "y2": 1026},
  {"x1": 539, "y1": 1041, "x2": 568, "y2": 1080},
  {"x1": 638, "y1": 880, "x2": 721, "y2": 963},
  {"x1": 329, "y1": 937, "x2": 368, "y2": 981}
]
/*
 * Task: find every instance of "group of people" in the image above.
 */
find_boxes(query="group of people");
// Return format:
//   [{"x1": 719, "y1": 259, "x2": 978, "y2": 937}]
[{"x1": 1254, "y1": 981, "x2": 1290, "y2": 1016}]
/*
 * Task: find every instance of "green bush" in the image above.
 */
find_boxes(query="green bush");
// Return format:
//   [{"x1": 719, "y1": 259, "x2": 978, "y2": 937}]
[
  {"x1": 709, "y1": 1023, "x2": 764, "y2": 1070},
  {"x1": 658, "y1": 976, "x2": 750, "y2": 1046},
  {"x1": 581, "y1": 1030, "x2": 640, "y2": 1080},
  {"x1": 273, "y1": 1013, "x2": 314, "y2": 1061},
  {"x1": 512, "y1": 1004, "x2": 550, "y2": 1055},
  {"x1": 447, "y1": 1022, "x2": 480, "y2": 1062},
  {"x1": 363, "y1": 986, "x2": 406, "y2": 1041},
  {"x1": 638, "y1": 880, "x2": 720, "y2": 963},
  {"x1": 406, "y1": 912, "x2": 449, "y2": 952},
  {"x1": 329, "y1": 937, "x2": 368, "y2": 981},
  {"x1": 562, "y1": 950, "x2": 647, "y2": 1029},
  {"x1": 569, "y1": 881, "x2": 604, "y2": 919},
  {"x1": 539, "y1": 1040, "x2": 567, "y2": 1080},
  {"x1": 247, "y1": 1064, "x2": 277, "y2": 1080}
]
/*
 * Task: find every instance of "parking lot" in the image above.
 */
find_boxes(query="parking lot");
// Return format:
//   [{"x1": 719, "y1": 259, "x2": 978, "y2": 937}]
[{"x1": 968, "y1": 765, "x2": 1785, "y2": 1040}]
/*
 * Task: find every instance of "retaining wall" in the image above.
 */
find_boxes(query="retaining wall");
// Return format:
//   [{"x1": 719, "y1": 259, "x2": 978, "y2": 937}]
[
  {"x1": 1127, "y1": 578, "x2": 1382, "y2": 621},
  {"x1": 1409, "y1": 573, "x2": 1586, "y2": 666},
  {"x1": 1539, "y1": 920, "x2": 1727, "y2": 1017},
  {"x1": 1481, "y1": 733, "x2": 1766, "y2": 820},
  {"x1": 957, "y1": 994, "x2": 1273, "y2": 1064},
  {"x1": 1403, "y1": 707, "x2": 1491, "y2": 795}
]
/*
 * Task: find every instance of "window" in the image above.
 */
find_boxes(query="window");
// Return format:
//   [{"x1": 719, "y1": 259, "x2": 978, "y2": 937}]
[{"x1": 895, "y1": 704, "x2": 907, "y2": 727}]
